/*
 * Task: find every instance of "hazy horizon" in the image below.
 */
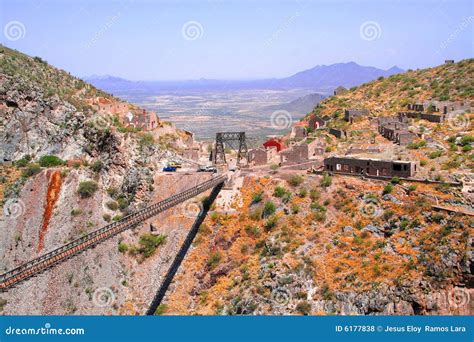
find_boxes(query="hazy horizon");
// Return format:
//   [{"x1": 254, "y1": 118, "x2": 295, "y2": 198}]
[
  {"x1": 83, "y1": 60, "x2": 406, "y2": 82},
  {"x1": 1, "y1": 0, "x2": 472, "y2": 81}
]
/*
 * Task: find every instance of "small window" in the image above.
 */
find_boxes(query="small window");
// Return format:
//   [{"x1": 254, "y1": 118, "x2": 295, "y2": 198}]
[
  {"x1": 393, "y1": 164, "x2": 402, "y2": 171},
  {"x1": 336, "y1": 164, "x2": 342, "y2": 171}
]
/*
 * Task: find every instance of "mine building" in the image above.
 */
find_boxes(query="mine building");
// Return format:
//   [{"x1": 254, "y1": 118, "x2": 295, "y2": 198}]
[
  {"x1": 324, "y1": 156, "x2": 417, "y2": 178},
  {"x1": 344, "y1": 108, "x2": 369, "y2": 123}
]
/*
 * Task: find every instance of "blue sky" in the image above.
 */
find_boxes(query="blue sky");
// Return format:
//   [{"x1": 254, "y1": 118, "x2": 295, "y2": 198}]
[{"x1": 1, "y1": 0, "x2": 472, "y2": 80}]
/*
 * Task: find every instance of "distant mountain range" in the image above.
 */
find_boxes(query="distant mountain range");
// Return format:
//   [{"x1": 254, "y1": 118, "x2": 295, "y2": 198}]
[
  {"x1": 84, "y1": 62, "x2": 403, "y2": 94},
  {"x1": 263, "y1": 93, "x2": 326, "y2": 115}
]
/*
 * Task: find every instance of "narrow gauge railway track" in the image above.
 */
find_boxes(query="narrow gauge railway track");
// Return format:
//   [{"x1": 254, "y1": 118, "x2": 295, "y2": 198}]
[{"x1": 0, "y1": 175, "x2": 227, "y2": 291}]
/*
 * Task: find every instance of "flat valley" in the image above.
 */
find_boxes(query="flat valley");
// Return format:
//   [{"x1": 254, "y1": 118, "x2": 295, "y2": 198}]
[{"x1": 114, "y1": 88, "x2": 316, "y2": 140}]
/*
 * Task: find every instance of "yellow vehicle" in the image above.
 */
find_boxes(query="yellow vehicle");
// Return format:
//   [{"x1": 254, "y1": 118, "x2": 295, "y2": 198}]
[{"x1": 168, "y1": 161, "x2": 182, "y2": 168}]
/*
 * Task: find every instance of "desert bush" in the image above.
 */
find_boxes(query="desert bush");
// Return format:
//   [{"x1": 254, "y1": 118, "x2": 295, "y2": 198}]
[
  {"x1": 39, "y1": 155, "x2": 64, "y2": 167},
  {"x1": 288, "y1": 175, "x2": 303, "y2": 186},
  {"x1": 77, "y1": 180, "x2": 98, "y2": 198},
  {"x1": 138, "y1": 233, "x2": 166, "y2": 258},
  {"x1": 263, "y1": 201, "x2": 276, "y2": 217},
  {"x1": 90, "y1": 160, "x2": 103, "y2": 173},
  {"x1": 22, "y1": 163, "x2": 41, "y2": 178},
  {"x1": 106, "y1": 200, "x2": 119, "y2": 211},
  {"x1": 320, "y1": 173, "x2": 332, "y2": 187}
]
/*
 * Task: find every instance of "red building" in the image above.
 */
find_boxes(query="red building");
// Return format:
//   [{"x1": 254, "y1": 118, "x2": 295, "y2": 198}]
[{"x1": 263, "y1": 138, "x2": 285, "y2": 152}]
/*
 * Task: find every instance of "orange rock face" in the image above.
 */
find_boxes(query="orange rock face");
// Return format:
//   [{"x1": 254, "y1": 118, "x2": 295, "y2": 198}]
[{"x1": 37, "y1": 170, "x2": 62, "y2": 253}]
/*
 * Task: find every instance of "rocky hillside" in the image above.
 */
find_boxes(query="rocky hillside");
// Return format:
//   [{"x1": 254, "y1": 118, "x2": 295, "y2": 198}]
[
  {"x1": 310, "y1": 59, "x2": 473, "y2": 119},
  {"x1": 0, "y1": 46, "x2": 208, "y2": 315},
  {"x1": 163, "y1": 173, "x2": 472, "y2": 315},
  {"x1": 159, "y1": 61, "x2": 473, "y2": 316}
]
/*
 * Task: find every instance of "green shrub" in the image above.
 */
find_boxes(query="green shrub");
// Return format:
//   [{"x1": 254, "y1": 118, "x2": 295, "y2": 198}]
[
  {"x1": 296, "y1": 301, "x2": 311, "y2": 315},
  {"x1": 107, "y1": 187, "x2": 118, "y2": 198},
  {"x1": 429, "y1": 150, "x2": 443, "y2": 159},
  {"x1": 245, "y1": 225, "x2": 260, "y2": 237},
  {"x1": 118, "y1": 242, "x2": 129, "y2": 253},
  {"x1": 249, "y1": 207, "x2": 263, "y2": 221},
  {"x1": 298, "y1": 188, "x2": 307, "y2": 198},
  {"x1": 106, "y1": 200, "x2": 119, "y2": 211},
  {"x1": 102, "y1": 214, "x2": 111, "y2": 222},
  {"x1": 281, "y1": 192, "x2": 291, "y2": 204},
  {"x1": 138, "y1": 233, "x2": 166, "y2": 258},
  {"x1": 264, "y1": 215, "x2": 279, "y2": 231},
  {"x1": 112, "y1": 214, "x2": 123, "y2": 221},
  {"x1": 71, "y1": 209, "x2": 83, "y2": 216},
  {"x1": 291, "y1": 204, "x2": 300, "y2": 214},
  {"x1": 15, "y1": 155, "x2": 31, "y2": 167},
  {"x1": 251, "y1": 191, "x2": 263, "y2": 204},
  {"x1": 207, "y1": 251, "x2": 221, "y2": 269},
  {"x1": 154, "y1": 304, "x2": 168, "y2": 316},
  {"x1": 383, "y1": 183, "x2": 393, "y2": 195},
  {"x1": 77, "y1": 181, "x2": 98, "y2": 198},
  {"x1": 462, "y1": 145, "x2": 472, "y2": 152},
  {"x1": 420, "y1": 159, "x2": 428, "y2": 166},
  {"x1": 22, "y1": 163, "x2": 41, "y2": 178},
  {"x1": 309, "y1": 189, "x2": 320, "y2": 201},
  {"x1": 0, "y1": 298, "x2": 7, "y2": 311},
  {"x1": 263, "y1": 201, "x2": 276, "y2": 217},
  {"x1": 460, "y1": 135, "x2": 473, "y2": 146},
  {"x1": 117, "y1": 197, "x2": 129, "y2": 210},
  {"x1": 407, "y1": 140, "x2": 427, "y2": 150},
  {"x1": 90, "y1": 160, "x2": 103, "y2": 173},
  {"x1": 139, "y1": 133, "x2": 155, "y2": 147},
  {"x1": 391, "y1": 176, "x2": 400, "y2": 184},
  {"x1": 39, "y1": 155, "x2": 64, "y2": 167},
  {"x1": 320, "y1": 173, "x2": 332, "y2": 187},
  {"x1": 288, "y1": 175, "x2": 303, "y2": 186},
  {"x1": 273, "y1": 186, "x2": 287, "y2": 198}
]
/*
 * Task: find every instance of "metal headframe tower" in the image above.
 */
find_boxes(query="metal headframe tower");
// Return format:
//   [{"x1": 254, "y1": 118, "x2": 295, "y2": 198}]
[{"x1": 213, "y1": 132, "x2": 248, "y2": 164}]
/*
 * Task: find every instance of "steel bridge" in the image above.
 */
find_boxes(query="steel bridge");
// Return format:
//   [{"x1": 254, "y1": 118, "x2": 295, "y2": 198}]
[{"x1": 0, "y1": 174, "x2": 227, "y2": 291}]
